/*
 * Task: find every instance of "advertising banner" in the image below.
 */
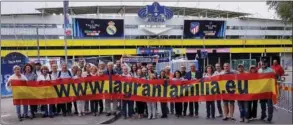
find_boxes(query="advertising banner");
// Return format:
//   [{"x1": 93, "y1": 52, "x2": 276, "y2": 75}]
[
  {"x1": 137, "y1": 47, "x2": 173, "y2": 55},
  {"x1": 184, "y1": 20, "x2": 226, "y2": 39},
  {"x1": 72, "y1": 18, "x2": 124, "y2": 38},
  {"x1": 11, "y1": 73, "x2": 277, "y2": 105},
  {"x1": 1, "y1": 52, "x2": 28, "y2": 97}
]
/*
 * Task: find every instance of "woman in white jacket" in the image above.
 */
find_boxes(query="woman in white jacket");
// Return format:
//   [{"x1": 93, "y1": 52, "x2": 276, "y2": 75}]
[
  {"x1": 147, "y1": 70, "x2": 157, "y2": 120},
  {"x1": 7, "y1": 65, "x2": 28, "y2": 121},
  {"x1": 37, "y1": 66, "x2": 55, "y2": 118}
]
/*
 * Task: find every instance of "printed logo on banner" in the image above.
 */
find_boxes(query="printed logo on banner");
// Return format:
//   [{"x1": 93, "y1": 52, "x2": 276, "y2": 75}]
[
  {"x1": 106, "y1": 21, "x2": 117, "y2": 35},
  {"x1": 190, "y1": 22, "x2": 200, "y2": 35},
  {"x1": 138, "y1": 2, "x2": 173, "y2": 22}
]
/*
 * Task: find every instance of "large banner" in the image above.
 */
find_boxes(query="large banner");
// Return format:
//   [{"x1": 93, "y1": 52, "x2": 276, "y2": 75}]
[
  {"x1": 11, "y1": 73, "x2": 277, "y2": 105},
  {"x1": 1, "y1": 52, "x2": 28, "y2": 97},
  {"x1": 72, "y1": 18, "x2": 124, "y2": 38},
  {"x1": 184, "y1": 20, "x2": 226, "y2": 39}
]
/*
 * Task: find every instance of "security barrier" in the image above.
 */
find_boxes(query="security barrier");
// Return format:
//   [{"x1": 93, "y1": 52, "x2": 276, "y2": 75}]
[{"x1": 275, "y1": 82, "x2": 292, "y2": 112}]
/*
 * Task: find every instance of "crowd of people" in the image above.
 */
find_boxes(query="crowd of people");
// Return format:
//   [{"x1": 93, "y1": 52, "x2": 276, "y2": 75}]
[{"x1": 7, "y1": 57, "x2": 285, "y2": 123}]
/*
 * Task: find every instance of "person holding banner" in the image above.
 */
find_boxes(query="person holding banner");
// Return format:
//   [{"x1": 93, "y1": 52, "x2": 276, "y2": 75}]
[
  {"x1": 121, "y1": 66, "x2": 135, "y2": 119},
  {"x1": 213, "y1": 63, "x2": 223, "y2": 118},
  {"x1": 23, "y1": 64, "x2": 38, "y2": 119},
  {"x1": 221, "y1": 63, "x2": 236, "y2": 121},
  {"x1": 90, "y1": 66, "x2": 100, "y2": 116},
  {"x1": 203, "y1": 65, "x2": 216, "y2": 119},
  {"x1": 247, "y1": 65, "x2": 258, "y2": 120},
  {"x1": 172, "y1": 70, "x2": 184, "y2": 118},
  {"x1": 71, "y1": 65, "x2": 79, "y2": 115},
  {"x1": 185, "y1": 64, "x2": 202, "y2": 118},
  {"x1": 78, "y1": 58, "x2": 86, "y2": 72},
  {"x1": 57, "y1": 63, "x2": 73, "y2": 116},
  {"x1": 37, "y1": 66, "x2": 55, "y2": 118},
  {"x1": 236, "y1": 64, "x2": 249, "y2": 123},
  {"x1": 7, "y1": 65, "x2": 28, "y2": 121},
  {"x1": 134, "y1": 69, "x2": 146, "y2": 119},
  {"x1": 34, "y1": 62, "x2": 42, "y2": 76},
  {"x1": 74, "y1": 68, "x2": 86, "y2": 117},
  {"x1": 147, "y1": 71, "x2": 157, "y2": 120},
  {"x1": 82, "y1": 63, "x2": 92, "y2": 113},
  {"x1": 258, "y1": 58, "x2": 275, "y2": 123},
  {"x1": 165, "y1": 66, "x2": 174, "y2": 114},
  {"x1": 104, "y1": 62, "x2": 119, "y2": 116},
  {"x1": 159, "y1": 70, "x2": 169, "y2": 118}
]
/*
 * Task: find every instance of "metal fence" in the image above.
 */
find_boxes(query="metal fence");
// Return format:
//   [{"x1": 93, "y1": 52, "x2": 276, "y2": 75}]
[{"x1": 275, "y1": 82, "x2": 292, "y2": 112}]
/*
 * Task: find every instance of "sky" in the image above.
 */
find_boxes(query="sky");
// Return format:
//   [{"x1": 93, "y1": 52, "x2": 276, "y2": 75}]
[{"x1": 1, "y1": 2, "x2": 278, "y2": 19}]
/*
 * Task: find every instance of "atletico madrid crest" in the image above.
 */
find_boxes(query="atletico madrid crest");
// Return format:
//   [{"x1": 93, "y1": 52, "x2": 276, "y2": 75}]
[{"x1": 190, "y1": 22, "x2": 200, "y2": 35}]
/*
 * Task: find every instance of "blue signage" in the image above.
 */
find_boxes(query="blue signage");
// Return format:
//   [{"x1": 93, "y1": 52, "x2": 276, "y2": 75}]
[
  {"x1": 1, "y1": 52, "x2": 28, "y2": 97},
  {"x1": 138, "y1": 2, "x2": 173, "y2": 22}
]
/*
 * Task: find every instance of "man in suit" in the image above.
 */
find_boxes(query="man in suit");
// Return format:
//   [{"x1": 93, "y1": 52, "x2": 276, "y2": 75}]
[
  {"x1": 104, "y1": 62, "x2": 118, "y2": 116},
  {"x1": 184, "y1": 64, "x2": 202, "y2": 118}
]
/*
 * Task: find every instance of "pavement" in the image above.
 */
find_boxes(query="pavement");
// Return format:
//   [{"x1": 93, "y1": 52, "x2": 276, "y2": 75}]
[{"x1": 1, "y1": 98, "x2": 292, "y2": 124}]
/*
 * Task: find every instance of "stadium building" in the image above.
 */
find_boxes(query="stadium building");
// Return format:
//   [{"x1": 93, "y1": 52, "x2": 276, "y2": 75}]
[{"x1": 1, "y1": 2, "x2": 292, "y2": 70}]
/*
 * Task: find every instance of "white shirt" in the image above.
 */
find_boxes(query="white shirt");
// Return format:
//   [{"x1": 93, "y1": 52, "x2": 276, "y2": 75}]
[
  {"x1": 37, "y1": 74, "x2": 55, "y2": 81},
  {"x1": 6, "y1": 74, "x2": 27, "y2": 92},
  {"x1": 213, "y1": 70, "x2": 222, "y2": 76},
  {"x1": 36, "y1": 70, "x2": 42, "y2": 76}
]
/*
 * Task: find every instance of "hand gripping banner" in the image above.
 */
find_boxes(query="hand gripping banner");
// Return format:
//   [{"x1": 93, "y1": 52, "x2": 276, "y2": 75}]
[{"x1": 11, "y1": 73, "x2": 277, "y2": 105}]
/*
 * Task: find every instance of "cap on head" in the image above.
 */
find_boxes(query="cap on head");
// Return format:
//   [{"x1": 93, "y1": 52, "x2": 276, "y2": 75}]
[{"x1": 237, "y1": 64, "x2": 244, "y2": 68}]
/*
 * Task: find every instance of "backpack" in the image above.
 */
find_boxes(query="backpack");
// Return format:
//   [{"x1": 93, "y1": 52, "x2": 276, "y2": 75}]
[{"x1": 58, "y1": 70, "x2": 72, "y2": 78}]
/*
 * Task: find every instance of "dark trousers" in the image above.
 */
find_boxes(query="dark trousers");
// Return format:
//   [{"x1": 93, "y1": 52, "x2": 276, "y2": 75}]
[
  {"x1": 66, "y1": 102, "x2": 72, "y2": 114},
  {"x1": 90, "y1": 100, "x2": 99, "y2": 114},
  {"x1": 260, "y1": 99, "x2": 273, "y2": 121},
  {"x1": 175, "y1": 102, "x2": 183, "y2": 116},
  {"x1": 238, "y1": 101, "x2": 249, "y2": 119},
  {"x1": 183, "y1": 102, "x2": 188, "y2": 116},
  {"x1": 161, "y1": 102, "x2": 168, "y2": 117},
  {"x1": 98, "y1": 100, "x2": 103, "y2": 113},
  {"x1": 216, "y1": 100, "x2": 223, "y2": 115},
  {"x1": 189, "y1": 102, "x2": 199, "y2": 116},
  {"x1": 170, "y1": 102, "x2": 175, "y2": 114},
  {"x1": 73, "y1": 102, "x2": 78, "y2": 114},
  {"x1": 50, "y1": 104, "x2": 56, "y2": 115},
  {"x1": 206, "y1": 101, "x2": 215, "y2": 118},
  {"x1": 248, "y1": 100, "x2": 258, "y2": 119},
  {"x1": 122, "y1": 100, "x2": 134, "y2": 117},
  {"x1": 136, "y1": 101, "x2": 145, "y2": 114},
  {"x1": 57, "y1": 103, "x2": 67, "y2": 115},
  {"x1": 30, "y1": 105, "x2": 38, "y2": 117}
]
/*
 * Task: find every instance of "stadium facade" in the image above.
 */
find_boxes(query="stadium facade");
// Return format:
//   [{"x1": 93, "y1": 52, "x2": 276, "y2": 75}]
[{"x1": 1, "y1": 2, "x2": 292, "y2": 70}]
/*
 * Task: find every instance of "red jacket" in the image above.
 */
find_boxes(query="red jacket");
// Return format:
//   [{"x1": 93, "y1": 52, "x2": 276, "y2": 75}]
[{"x1": 271, "y1": 64, "x2": 285, "y2": 76}]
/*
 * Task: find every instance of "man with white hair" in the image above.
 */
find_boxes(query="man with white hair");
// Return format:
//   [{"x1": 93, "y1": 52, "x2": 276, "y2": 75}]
[
  {"x1": 98, "y1": 61, "x2": 107, "y2": 73},
  {"x1": 104, "y1": 62, "x2": 119, "y2": 116}
]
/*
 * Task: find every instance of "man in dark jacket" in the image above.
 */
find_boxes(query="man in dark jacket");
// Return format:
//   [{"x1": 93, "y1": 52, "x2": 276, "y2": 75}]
[{"x1": 184, "y1": 64, "x2": 202, "y2": 117}]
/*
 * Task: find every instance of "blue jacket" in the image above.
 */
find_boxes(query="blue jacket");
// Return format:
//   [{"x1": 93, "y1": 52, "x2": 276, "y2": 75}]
[{"x1": 184, "y1": 71, "x2": 202, "y2": 80}]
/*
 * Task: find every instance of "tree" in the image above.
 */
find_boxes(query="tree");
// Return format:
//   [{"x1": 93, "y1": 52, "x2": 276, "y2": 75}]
[{"x1": 267, "y1": 1, "x2": 293, "y2": 22}]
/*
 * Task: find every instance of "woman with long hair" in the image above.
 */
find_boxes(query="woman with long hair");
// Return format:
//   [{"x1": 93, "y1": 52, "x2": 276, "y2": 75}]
[
  {"x1": 90, "y1": 65, "x2": 99, "y2": 116},
  {"x1": 23, "y1": 64, "x2": 38, "y2": 119},
  {"x1": 247, "y1": 65, "x2": 258, "y2": 120},
  {"x1": 7, "y1": 65, "x2": 28, "y2": 121},
  {"x1": 159, "y1": 70, "x2": 169, "y2": 118},
  {"x1": 203, "y1": 65, "x2": 216, "y2": 119},
  {"x1": 172, "y1": 70, "x2": 184, "y2": 118},
  {"x1": 130, "y1": 64, "x2": 138, "y2": 76}
]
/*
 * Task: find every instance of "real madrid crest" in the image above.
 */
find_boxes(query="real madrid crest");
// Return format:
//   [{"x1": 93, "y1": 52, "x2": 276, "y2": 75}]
[{"x1": 106, "y1": 21, "x2": 117, "y2": 35}]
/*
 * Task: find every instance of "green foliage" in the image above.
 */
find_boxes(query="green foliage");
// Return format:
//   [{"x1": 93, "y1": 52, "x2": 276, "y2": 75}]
[{"x1": 267, "y1": 1, "x2": 293, "y2": 23}]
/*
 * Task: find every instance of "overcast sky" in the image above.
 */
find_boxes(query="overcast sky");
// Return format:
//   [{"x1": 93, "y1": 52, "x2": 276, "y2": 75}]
[{"x1": 1, "y1": 2, "x2": 277, "y2": 19}]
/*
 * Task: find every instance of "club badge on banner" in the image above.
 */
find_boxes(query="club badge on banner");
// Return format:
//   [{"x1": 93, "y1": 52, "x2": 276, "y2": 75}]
[{"x1": 1, "y1": 52, "x2": 28, "y2": 97}]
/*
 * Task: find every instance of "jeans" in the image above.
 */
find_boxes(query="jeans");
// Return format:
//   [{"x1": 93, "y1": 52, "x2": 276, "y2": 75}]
[
  {"x1": 170, "y1": 102, "x2": 175, "y2": 114},
  {"x1": 105, "y1": 99, "x2": 118, "y2": 113},
  {"x1": 30, "y1": 105, "x2": 38, "y2": 117},
  {"x1": 175, "y1": 102, "x2": 183, "y2": 116},
  {"x1": 98, "y1": 100, "x2": 103, "y2": 113},
  {"x1": 16, "y1": 105, "x2": 28, "y2": 117},
  {"x1": 189, "y1": 102, "x2": 199, "y2": 116},
  {"x1": 161, "y1": 102, "x2": 168, "y2": 117},
  {"x1": 238, "y1": 101, "x2": 249, "y2": 119},
  {"x1": 90, "y1": 100, "x2": 99, "y2": 114},
  {"x1": 260, "y1": 99, "x2": 274, "y2": 121},
  {"x1": 206, "y1": 101, "x2": 215, "y2": 118},
  {"x1": 248, "y1": 100, "x2": 258, "y2": 118},
  {"x1": 183, "y1": 102, "x2": 188, "y2": 116},
  {"x1": 84, "y1": 101, "x2": 89, "y2": 112},
  {"x1": 122, "y1": 100, "x2": 134, "y2": 117},
  {"x1": 216, "y1": 100, "x2": 223, "y2": 115},
  {"x1": 136, "y1": 101, "x2": 146, "y2": 114},
  {"x1": 42, "y1": 105, "x2": 54, "y2": 116}
]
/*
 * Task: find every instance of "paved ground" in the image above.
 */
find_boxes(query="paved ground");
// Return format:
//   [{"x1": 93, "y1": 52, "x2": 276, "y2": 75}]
[{"x1": 1, "y1": 98, "x2": 292, "y2": 124}]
